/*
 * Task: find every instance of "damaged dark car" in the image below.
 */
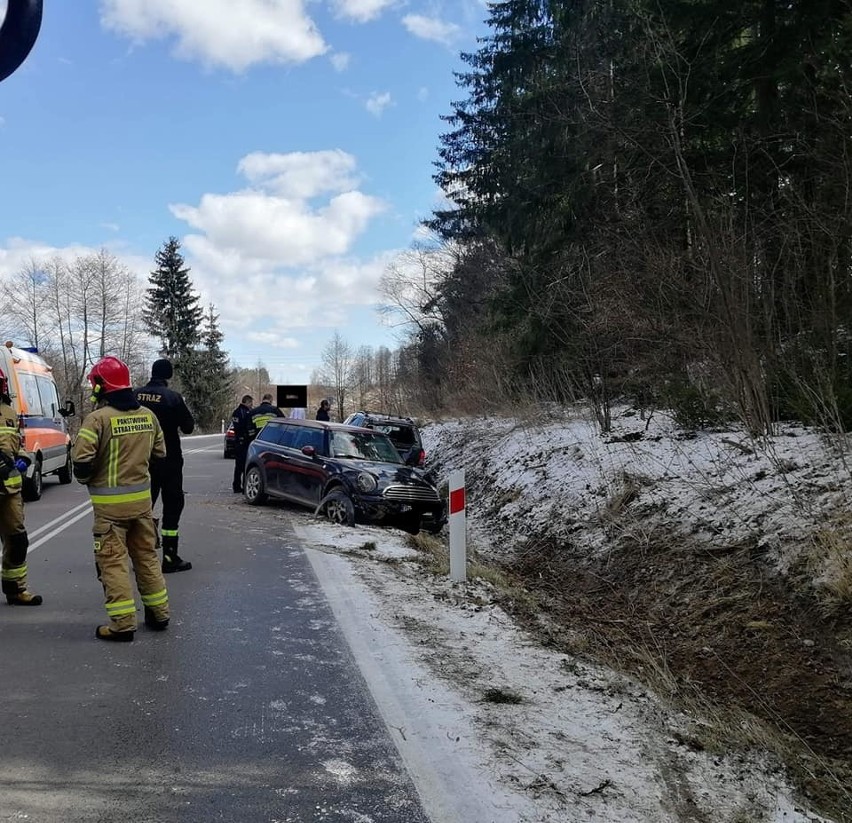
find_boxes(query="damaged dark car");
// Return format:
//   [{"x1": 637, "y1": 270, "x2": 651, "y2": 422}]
[{"x1": 243, "y1": 419, "x2": 446, "y2": 534}]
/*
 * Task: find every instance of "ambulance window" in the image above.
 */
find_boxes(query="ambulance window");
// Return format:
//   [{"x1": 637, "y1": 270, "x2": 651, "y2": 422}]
[
  {"x1": 36, "y1": 376, "x2": 59, "y2": 417},
  {"x1": 18, "y1": 374, "x2": 44, "y2": 416}
]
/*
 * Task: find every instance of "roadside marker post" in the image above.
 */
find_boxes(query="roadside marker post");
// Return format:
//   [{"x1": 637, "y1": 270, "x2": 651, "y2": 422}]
[{"x1": 448, "y1": 469, "x2": 466, "y2": 583}]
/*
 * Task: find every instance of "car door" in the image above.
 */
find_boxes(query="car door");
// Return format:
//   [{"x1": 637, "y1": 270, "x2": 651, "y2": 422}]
[
  {"x1": 281, "y1": 426, "x2": 327, "y2": 505},
  {"x1": 250, "y1": 423, "x2": 286, "y2": 494}
]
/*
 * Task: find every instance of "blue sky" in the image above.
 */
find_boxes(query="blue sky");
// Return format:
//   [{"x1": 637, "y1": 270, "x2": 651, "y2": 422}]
[{"x1": 0, "y1": 0, "x2": 487, "y2": 382}]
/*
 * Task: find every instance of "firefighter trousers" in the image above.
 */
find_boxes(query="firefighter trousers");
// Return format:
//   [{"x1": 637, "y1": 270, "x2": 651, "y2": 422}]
[
  {"x1": 0, "y1": 492, "x2": 29, "y2": 596},
  {"x1": 151, "y1": 457, "x2": 185, "y2": 536},
  {"x1": 93, "y1": 509, "x2": 169, "y2": 632}
]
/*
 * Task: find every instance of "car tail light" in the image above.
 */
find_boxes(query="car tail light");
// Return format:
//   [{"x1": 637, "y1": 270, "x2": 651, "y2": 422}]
[{"x1": 417, "y1": 449, "x2": 426, "y2": 467}]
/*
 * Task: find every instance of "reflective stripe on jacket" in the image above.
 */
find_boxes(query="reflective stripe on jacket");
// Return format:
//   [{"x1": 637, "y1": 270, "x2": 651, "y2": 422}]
[
  {"x1": 248, "y1": 402, "x2": 284, "y2": 439},
  {"x1": 72, "y1": 404, "x2": 166, "y2": 517},
  {"x1": 0, "y1": 402, "x2": 26, "y2": 496}
]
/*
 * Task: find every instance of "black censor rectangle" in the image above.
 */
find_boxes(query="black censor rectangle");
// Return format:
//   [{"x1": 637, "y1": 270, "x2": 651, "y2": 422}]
[{"x1": 276, "y1": 385, "x2": 308, "y2": 408}]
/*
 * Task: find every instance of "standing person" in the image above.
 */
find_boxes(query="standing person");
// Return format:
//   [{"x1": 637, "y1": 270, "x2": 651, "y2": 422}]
[
  {"x1": 248, "y1": 393, "x2": 284, "y2": 440},
  {"x1": 315, "y1": 399, "x2": 331, "y2": 421},
  {"x1": 135, "y1": 358, "x2": 194, "y2": 573},
  {"x1": 72, "y1": 356, "x2": 169, "y2": 642},
  {"x1": 0, "y1": 367, "x2": 40, "y2": 606},
  {"x1": 230, "y1": 394, "x2": 253, "y2": 494}
]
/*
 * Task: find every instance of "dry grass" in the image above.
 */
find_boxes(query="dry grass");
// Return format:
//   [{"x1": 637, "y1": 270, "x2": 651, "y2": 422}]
[{"x1": 806, "y1": 519, "x2": 852, "y2": 615}]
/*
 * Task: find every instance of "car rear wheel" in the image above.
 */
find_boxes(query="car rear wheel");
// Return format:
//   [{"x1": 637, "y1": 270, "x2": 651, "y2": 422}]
[
  {"x1": 323, "y1": 489, "x2": 355, "y2": 526},
  {"x1": 243, "y1": 466, "x2": 267, "y2": 505},
  {"x1": 22, "y1": 459, "x2": 42, "y2": 501}
]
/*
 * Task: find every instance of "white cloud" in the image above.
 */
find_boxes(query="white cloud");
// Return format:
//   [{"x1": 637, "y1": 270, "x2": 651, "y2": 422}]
[
  {"x1": 237, "y1": 150, "x2": 360, "y2": 199},
  {"x1": 99, "y1": 0, "x2": 327, "y2": 72},
  {"x1": 168, "y1": 150, "x2": 391, "y2": 335},
  {"x1": 402, "y1": 14, "x2": 461, "y2": 45},
  {"x1": 365, "y1": 91, "x2": 393, "y2": 117},
  {"x1": 331, "y1": 0, "x2": 396, "y2": 23},
  {"x1": 174, "y1": 189, "x2": 383, "y2": 267},
  {"x1": 329, "y1": 51, "x2": 351, "y2": 72},
  {"x1": 245, "y1": 331, "x2": 301, "y2": 349},
  {"x1": 0, "y1": 238, "x2": 150, "y2": 282}
]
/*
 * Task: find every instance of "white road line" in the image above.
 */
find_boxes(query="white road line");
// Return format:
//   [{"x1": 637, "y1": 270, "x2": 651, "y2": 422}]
[
  {"x1": 27, "y1": 499, "x2": 93, "y2": 540},
  {"x1": 184, "y1": 445, "x2": 219, "y2": 455},
  {"x1": 28, "y1": 506, "x2": 93, "y2": 553},
  {"x1": 26, "y1": 433, "x2": 222, "y2": 552}
]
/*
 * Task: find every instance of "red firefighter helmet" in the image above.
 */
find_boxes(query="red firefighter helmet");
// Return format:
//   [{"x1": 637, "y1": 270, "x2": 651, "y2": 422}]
[{"x1": 88, "y1": 356, "x2": 132, "y2": 394}]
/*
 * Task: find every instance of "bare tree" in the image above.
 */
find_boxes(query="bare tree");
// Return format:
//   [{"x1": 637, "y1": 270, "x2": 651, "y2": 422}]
[
  {"x1": 318, "y1": 332, "x2": 354, "y2": 421},
  {"x1": 378, "y1": 241, "x2": 454, "y2": 335},
  {"x1": 2, "y1": 257, "x2": 50, "y2": 350}
]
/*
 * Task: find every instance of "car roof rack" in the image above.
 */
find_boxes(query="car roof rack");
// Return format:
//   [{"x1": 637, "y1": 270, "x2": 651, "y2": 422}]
[{"x1": 360, "y1": 410, "x2": 414, "y2": 423}]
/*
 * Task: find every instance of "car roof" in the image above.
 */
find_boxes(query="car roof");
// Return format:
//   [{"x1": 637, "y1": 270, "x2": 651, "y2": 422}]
[
  {"x1": 264, "y1": 418, "x2": 382, "y2": 435},
  {"x1": 352, "y1": 411, "x2": 416, "y2": 425}
]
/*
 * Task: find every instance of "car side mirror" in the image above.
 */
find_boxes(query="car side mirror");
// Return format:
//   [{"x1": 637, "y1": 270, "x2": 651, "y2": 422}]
[
  {"x1": 59, "y1": 400, "x2": 75, "y2": 418},
  {"x1": 301, "y1": 445, "x2": 316, "y2": 458}
]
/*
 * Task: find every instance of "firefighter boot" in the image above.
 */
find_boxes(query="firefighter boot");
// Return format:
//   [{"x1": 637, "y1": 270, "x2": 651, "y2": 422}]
[
  {"x1": 3, "y1": 577, "x2": 43, "y2": 606},
  {"x1": 144, "y1": 606, "x2": 169, "y2": 631},
  {"x1": 162, "y1": 534, "x2": 192, "y2": 574},
  {"x1": 95, "y1": 625, "x2": 135, "y2": 642},
  {"x1": 6, "y1": 590, "x2": 43, "y2": 606}
]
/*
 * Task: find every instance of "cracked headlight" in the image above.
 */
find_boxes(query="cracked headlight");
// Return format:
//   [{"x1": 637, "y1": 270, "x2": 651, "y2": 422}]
[{"x1": 356, "y1": 472, "x2": 378, "y2": 493}]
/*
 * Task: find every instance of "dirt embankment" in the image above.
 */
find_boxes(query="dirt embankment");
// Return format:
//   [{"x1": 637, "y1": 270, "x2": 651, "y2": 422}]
[{"x1": 504, "y1": 535, "x2": 852, "y2": 821}]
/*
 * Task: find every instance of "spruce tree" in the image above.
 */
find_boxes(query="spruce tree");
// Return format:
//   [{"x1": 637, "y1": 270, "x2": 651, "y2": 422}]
[
  {"x1": 143, "y1": 237, "x2": 203, "y2": 362},
  {"x1": 179, "y1": 304, "x2": 233, "y2": 431}
]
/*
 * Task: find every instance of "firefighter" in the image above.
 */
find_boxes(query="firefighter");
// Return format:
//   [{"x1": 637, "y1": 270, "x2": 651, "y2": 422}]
[
  {"x1": 135, "y1": 358, "x2": 195, "y2": 573},
  {"x1": 248, "y1": 393, "x2": 284, "y2": 441},
  {"x1": 0, "y1": 367, "x2": 41, "y2": 606},
  {"x1": 230, "y1": 393, "x2": 253, "y2": 493},
  {"x1": 72, "y1": 356, "x2": 169, "y2": 642}
]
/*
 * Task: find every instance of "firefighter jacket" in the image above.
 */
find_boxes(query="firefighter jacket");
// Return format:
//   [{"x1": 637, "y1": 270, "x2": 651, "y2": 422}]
[
  {"x1": 248, "y1": 401, "x2": 284, "y2": 440},
  {"x1": 72, "y1": 397, "x2": 166, "y2": 518},
  {"x1": 134, "y1": 378, "x2": 195, "y2": 461},
  {"x1": 231, "y1": 403, "x2": 253, "y2": 446},
  {"x1": 0, "y1": 400, "x2": 27, "y2": 496}
]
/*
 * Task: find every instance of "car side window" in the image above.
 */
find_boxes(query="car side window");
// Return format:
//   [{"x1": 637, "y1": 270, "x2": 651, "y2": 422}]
[
  {"x1": 274, "y1": 425, "x2": 297, "y2": 448},
  {"x1": 291, "y1": 427, "x2": 323, "y2": 452},
  {"x1": 304, "y1": 429, "x2": 324, "y2": 452},
  {"x1": 36, "y1": 375, "x2": 60, "y2": 418},
  {"x1": 18, "y1": 373, "x2": 44, "y2": 416}
]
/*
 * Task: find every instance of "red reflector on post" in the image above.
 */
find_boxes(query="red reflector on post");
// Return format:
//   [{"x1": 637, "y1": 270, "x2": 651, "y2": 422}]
[{"x1": 450, "y1": 487, "x2": 465, "y2": 515}]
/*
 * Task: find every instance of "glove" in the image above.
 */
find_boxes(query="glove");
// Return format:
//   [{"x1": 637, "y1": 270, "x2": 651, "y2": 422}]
[{"x1": 15, "y1": 458, "x2": 28, "y2": 473}]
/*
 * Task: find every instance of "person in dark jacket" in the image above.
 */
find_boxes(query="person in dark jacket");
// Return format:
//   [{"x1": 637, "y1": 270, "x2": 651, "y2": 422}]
[
  {"x1": 230, "y1": 394, "x2": 253, "y2": 493},
  {"x1": 248, "y1": 394, "x2": 284, "y2": 441},
  {"x1": 135, "y1": 358, "x2": 195, "y2": 573},
  {"x1": 315, "y1": 399, "x2": 331, "y2": 421}
]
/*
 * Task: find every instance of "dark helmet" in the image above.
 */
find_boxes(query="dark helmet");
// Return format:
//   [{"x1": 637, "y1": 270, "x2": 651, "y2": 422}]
[{"x1": 88, "y1": 356, "x2": 132, "y2": 394}]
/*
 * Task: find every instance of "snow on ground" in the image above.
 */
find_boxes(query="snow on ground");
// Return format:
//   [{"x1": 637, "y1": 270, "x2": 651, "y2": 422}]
[{"x1": 290, "y1": 404, "x2": 848, "y2": 822}]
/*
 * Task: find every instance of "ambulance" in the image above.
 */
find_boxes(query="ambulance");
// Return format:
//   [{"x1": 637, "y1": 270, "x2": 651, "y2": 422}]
[{"x1": 0, "y1": 342, "x2": 75, "y2": 500}]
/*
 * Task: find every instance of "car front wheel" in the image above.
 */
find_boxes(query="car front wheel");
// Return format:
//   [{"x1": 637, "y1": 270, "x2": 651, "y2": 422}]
[
  {"x1": 323, "y1": 489, "x2": 355, "y2": 526},
  {"x1": 243, "y1": 466, "x2": 267, "y2": 505}
]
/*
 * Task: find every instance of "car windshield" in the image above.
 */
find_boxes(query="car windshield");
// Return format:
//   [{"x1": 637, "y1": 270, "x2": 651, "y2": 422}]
[
  {"x1": 330, "y1": 430, "x2": 402, "y2": 463},
  {"x1": 371, "y1": 423, "x2": 416, "y2": 446}
]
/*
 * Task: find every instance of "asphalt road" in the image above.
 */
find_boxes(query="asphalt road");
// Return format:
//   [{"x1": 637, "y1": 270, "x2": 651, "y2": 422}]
[{"x1": 1, "y1": 435, "x2": 430, "y2": 823}]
